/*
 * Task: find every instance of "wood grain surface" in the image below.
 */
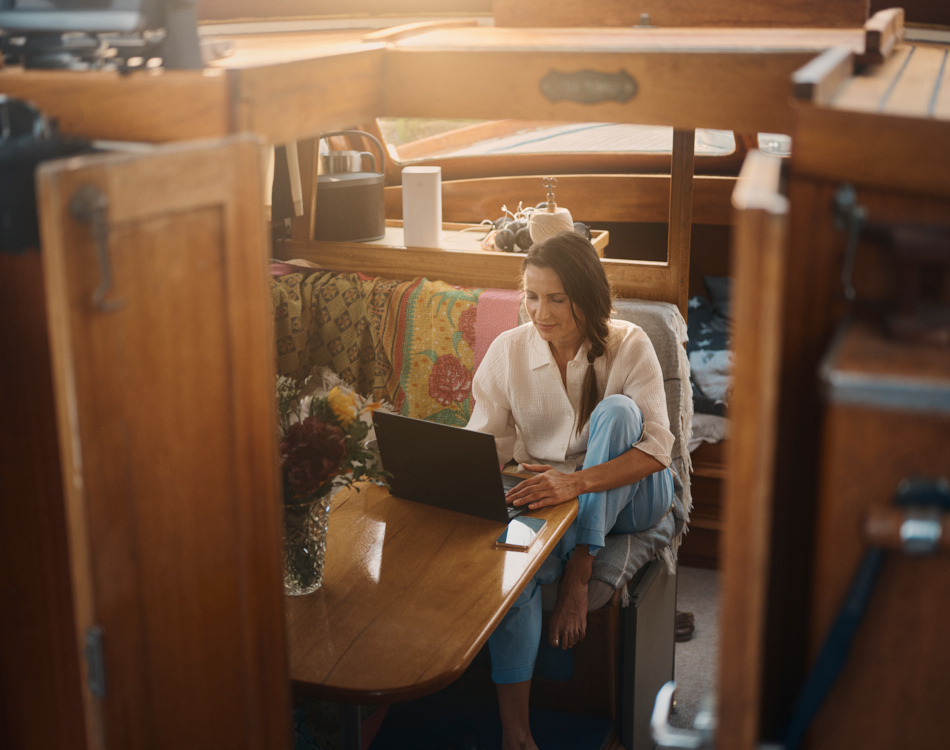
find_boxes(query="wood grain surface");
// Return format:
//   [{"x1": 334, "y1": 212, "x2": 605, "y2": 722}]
[
  {"x1": 809, "y1": 396, "x2": 950, "y2": 749},
  {"x1": 717, "y1": 150, "x2": 788, "y2": 750},
  {"x1": 494, "y1": 0, "x2": 869, "y2": 29},
  {"x1": 37, "y1": 137, "x2": 290, "y2": 750},
  {"x1": 385, "y1": 30, "x2": 858, "y2": 134},
  {"x1": 0, "y1": 254, "x2": 88, "y2": 750},
  {"x1": 385, "y1": 174, "x2": 737, "y2": 226},
  {"x1": 285, "y1": 483, "x2": 576, "y2": 703}
]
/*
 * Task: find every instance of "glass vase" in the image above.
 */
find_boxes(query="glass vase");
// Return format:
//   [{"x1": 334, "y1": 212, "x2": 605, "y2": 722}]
[{"x1": 283, "y1": 490, "x2": 333, "y2": 596}]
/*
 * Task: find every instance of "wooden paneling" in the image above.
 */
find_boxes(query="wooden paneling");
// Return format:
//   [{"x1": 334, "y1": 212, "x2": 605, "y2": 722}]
[
  {"x1": 717, "y1": 151, "x2": 788, "y2": 750},
  {"x1": 793, "y1": 39, "x2": 950, "y2": 198},
  {"x1": 37, "y1": 137, "x2": 290, "y2": 750},
  {"x1": 385, "y1": 174, "x2": 736, "y2": 225},
  {"x1": 227, "y1": 46, "x2": 385, "y2": 143},
  {"x1": 0, "y1": 69, "x2": 230, "y2": 143},
  {"x1": 385, "y1": 28, "x2": 866, "y2": 134},
  {"x1": 807, "y1": 323, "x2": 950, "y2": 748},
  {"x1": 494, "y1": 0, "x2": 870, "y2": 29},
  {"x1": 793, "y1": 105, "x2": 950, "y2": 200},
  {"x1": 199, "y1": 0, "x2": 493, "y2": 22},
  {"x1": 0, "y1": 253, "x2": 87, "y2": 750}
]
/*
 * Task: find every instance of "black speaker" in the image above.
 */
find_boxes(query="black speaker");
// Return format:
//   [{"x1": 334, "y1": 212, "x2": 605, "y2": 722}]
[{"x1": 313, "y1": 172, "x2": 385, "y2": 243}]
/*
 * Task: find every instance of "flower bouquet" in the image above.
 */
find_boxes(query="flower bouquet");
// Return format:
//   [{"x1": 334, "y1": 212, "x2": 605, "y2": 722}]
[{"x1": 277, "y1": 370, "x2": 389, "y2": 595}]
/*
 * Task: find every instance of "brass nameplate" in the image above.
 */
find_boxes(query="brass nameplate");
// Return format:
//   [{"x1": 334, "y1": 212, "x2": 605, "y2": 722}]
[{"x1": 540, "y1": 70, "x2": 638, "y2": 104}]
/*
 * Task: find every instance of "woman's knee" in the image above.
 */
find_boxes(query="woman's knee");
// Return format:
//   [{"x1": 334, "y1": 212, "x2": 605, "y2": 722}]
[{"x1": 590, "y1": 394, "x2": 644, "y2": 441}]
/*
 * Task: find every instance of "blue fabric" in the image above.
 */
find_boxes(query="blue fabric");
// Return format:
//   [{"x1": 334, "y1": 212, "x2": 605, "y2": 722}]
[{"x1": 489, "y1": 395, "x2": 674, "y2": 684}]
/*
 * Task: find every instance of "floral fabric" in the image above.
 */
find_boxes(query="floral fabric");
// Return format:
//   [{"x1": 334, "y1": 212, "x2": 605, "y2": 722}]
[{"x1": 270, "y1": 270, "x2": 520, "y2": 427}]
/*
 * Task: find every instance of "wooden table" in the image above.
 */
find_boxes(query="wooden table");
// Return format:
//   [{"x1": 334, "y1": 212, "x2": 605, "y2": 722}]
[{"x1": 284, "y1": 483, "x2": 576, "y2": 745}]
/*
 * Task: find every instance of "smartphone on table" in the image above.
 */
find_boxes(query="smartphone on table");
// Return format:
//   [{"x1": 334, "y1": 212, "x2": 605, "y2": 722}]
[{"x1": 495, "y1": 516, "x2": 547, "y2": 551}]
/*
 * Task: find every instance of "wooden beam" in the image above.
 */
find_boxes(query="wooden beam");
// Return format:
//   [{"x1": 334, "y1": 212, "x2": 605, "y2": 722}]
[
  {"x1": 0, "y1": 69, "x2": 230, "y2": 143},
  {"x1": 384, "y1": 30, "x2": 865, "y2": 134},
  {"x1": 493, "y1": 0, "x2": 870, "y2": 29},
  {"x1": 361, "y1": 19, "x2": 479, "y2": 43},
  {"x1": 228, "y1": 46, "x2": 385, "y2": 144},
  {"x1": 792, "y1": 46, "x2": 854, "y2": 105},
  {"x1": 276, "y1": 238, "x2": 684, "y2": 309},
  {"x1": 717, "y1": 150, "x2": 788, "y2": 750},
  {"x1": 384, "y1": 174, "x2": 737, "y2": 225},
  {"x1": 792, "y1": 106, "x2": 950, "y2": 200},
  {"x1": 859, "y1": 7, "x2": 905, "y2": 65},
  {"x1": 668, "y1": 130, "x2": 695, "y2": 317}
]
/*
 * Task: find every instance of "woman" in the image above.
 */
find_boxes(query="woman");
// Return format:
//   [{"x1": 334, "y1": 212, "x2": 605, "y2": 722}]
[{"x1": 466, "y1": 230, "x2": 675, "y2": 750}]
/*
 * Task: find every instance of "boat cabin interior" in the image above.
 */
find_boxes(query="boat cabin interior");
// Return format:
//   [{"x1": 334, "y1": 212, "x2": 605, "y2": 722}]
[{"x1": 2, "y1": 1, "x2": 949, "y2": 749}]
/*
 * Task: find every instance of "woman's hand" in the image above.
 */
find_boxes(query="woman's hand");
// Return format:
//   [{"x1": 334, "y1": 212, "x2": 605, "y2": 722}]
[{"x1": 507, "y1": 463, "x2": 582, "y2": 510}]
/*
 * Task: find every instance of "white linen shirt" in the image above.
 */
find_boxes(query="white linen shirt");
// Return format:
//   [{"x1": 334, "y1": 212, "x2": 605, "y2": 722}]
[{"x1": 466, "y1": 320, "x2": 674, "y2": 472}]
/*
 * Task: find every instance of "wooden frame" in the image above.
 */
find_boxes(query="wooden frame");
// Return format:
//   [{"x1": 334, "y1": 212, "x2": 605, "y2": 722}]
[
  {"x1": 719, "y1": 149, "x2": 788, "y2": 750},
  {"x1": 494, "y1": 0, "x2": 870, "y2": 29},
  {"x1": 277, "y1": 129, "x2": 695, "y2": 314}
]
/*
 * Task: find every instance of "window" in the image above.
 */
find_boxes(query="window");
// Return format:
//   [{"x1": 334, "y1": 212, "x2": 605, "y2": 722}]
[{"x1": 378, "y1": 118, "x2": 736, "y2": 161}]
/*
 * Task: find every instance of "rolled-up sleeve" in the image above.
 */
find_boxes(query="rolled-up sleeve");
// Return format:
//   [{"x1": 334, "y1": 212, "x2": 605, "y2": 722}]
[{"x1": 466, "y1": 337, "x2": 517, "y2": 467}]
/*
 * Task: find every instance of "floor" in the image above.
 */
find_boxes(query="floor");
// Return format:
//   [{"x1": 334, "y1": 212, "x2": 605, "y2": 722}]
[{"x1": 668, "y1": 566, "x2": 721, "y2": 732}]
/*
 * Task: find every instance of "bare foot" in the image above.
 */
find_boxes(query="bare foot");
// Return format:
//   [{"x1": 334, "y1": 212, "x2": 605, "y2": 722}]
[{"x1": 549, "y1": 545, "x2": 594, "y2": 649}]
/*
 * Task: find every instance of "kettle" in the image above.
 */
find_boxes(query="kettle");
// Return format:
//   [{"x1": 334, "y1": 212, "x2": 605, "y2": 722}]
[{"x1": 314, "y1": 130, "x2": 386, "y2": 243}]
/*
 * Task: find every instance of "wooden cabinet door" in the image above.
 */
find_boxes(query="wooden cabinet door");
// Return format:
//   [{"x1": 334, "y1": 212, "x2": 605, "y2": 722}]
[
  {"x1": 35, "y1": 136, "x2": 290, "y2": 750},
  {"x1": 716, "y1": 150, "x2": 789, "y2": 750}
]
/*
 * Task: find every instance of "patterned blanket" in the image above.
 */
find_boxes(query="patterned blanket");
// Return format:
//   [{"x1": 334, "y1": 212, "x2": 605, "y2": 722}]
[{"x1": 271, "y1": 270, "x2": 522, "y2": 426}]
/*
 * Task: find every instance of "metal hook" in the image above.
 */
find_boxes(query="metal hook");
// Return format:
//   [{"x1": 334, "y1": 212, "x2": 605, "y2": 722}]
[
  {"x1": 69, "y1": 185, "x2": 125, "y2": 313},
  {"x1": 832, "y1": 184, "x2": 868, "y2": 302}
]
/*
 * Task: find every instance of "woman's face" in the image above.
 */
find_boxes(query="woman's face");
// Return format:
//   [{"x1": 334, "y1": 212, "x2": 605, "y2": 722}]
[{"x1": 523, "y1": 265, "x2": 585, "y2": 352}]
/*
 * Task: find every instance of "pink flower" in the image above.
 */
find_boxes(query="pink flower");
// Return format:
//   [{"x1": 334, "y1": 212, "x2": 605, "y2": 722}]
[
  {"x1": 428, "y1": 355, "x2": 472, "y2": 406},
  {"x1": 459, "y1": 306, "x2": 477, "y2": 349},
  {"x1": 280, "y1": 416, "x2": 347, "y2": 497}
]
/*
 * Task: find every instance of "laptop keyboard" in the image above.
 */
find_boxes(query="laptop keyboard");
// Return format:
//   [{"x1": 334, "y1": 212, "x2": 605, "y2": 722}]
[{"x1": 502, "y1": 474, "x2": 524, "y2": 518}]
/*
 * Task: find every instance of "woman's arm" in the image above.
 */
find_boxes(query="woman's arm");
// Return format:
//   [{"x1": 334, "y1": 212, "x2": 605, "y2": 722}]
[{"x1": 507, "y1": 445, "x2": 664, "y2": 510}]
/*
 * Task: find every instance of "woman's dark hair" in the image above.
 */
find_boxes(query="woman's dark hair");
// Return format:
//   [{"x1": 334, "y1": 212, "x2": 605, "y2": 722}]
[{"x1": 522, "y1": 230, "x2": 613, "y2": 435}]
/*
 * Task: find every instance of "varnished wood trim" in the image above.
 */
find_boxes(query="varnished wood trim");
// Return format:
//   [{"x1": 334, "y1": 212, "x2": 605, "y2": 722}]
[
  {"x1": 383, "y1": 44, "x2": 844, "y2": 135},
  {"x1": 362, "y1": 19, "x2": 478, "y2": 43},
  {"x1": 731, "y1": 150, "x2": 789, "y2": 215},
  {"x1": 860, "y1": 7, "x2": 905, "y2": 65},
  {"x1": 668, "y1": 130, "x2": 696, "y2": 316},
  {"x1": 792, "y1": 106, "x2": 950, "y2": 200},
  {"x1": 791, "y1": 47, "x2": 855, "y2": 105},
  {"x1": 228, "y1": 46, "x2": 385, "y2": 144},
  {"x1": 0, "y1": 68, "x2": 230, "y2": 143},
  {"x1": 199, "y1": 0, "x2": 492, "y2": 22},
  {"x1": 385, "y1": 174, "x2": 737, "y2": 226},
  {"x1": 276, "y1": 238, "x2": 684, "y2": 310},
  {"x1": 493, "y1": 0, "x2": 870, "y2": 29},
  {"x1": 717, "y1": 150, "x2": 788, "y2": 750}
]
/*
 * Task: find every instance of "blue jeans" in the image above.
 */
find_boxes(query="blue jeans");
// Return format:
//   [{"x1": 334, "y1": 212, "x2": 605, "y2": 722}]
[{"x1": 488, "y1": 394, "x2": 674, "y2": 684}]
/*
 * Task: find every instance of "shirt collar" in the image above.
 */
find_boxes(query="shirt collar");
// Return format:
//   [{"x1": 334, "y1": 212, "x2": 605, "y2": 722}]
[{"x1": 527, "y1": 325, "x2": 590, "y2": 369}]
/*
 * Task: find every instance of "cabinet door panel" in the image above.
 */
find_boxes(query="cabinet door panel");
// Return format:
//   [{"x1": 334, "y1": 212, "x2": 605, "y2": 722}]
[
  {"x1": 717, "y1": 150, "x2": 788, "y2": 750},
  {"x1": 37, "y1": 137, "x2": 289, "y2": 750}
]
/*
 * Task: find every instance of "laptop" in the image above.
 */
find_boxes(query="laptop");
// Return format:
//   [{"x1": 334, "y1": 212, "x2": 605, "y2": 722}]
[{"x1": 371, "y1": 411, "x2": 525, "y2": 523}]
